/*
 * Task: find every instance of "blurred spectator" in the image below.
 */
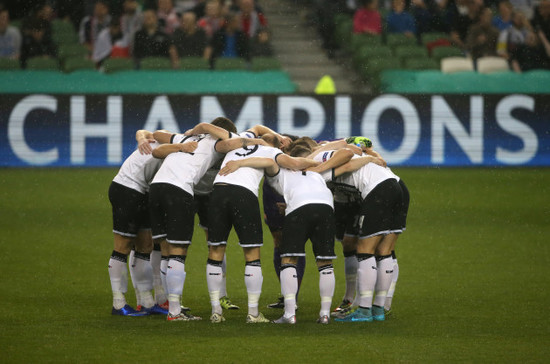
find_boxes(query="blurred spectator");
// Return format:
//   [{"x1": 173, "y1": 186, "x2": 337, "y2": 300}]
[
  {"x1": 510, "y1": 30, "x2": 550, "y2": 71},
  {"x1": 492, "y1": 1, "x2": 513, "y2": 31},
  {"x1": 190, "y1": 0, "x2": 209, "y2": 19},
  {"x1": 450, "y1": 0, "x2": 481, "y2": 50},
  {"x1": 20, "y1": 19, "x2": 57, "y2": 68},
  {"x1": 0, "y1": 7, "x2": 22, "y2": 59},
  {"x1": 353, "y1": 0, "x2": 382, "y2": 35},
  {"x1": 532, "y1": 0, "x2": 550, "y2": 39},
  {"x1": 93, "y1": 18, "x2": 128, "y2": 66},
  {"x1": 497, "y1": 11, "x2": 532, "y2": 58},
  {"x1": 209, "y1": 12, "x2": 250, "y2": 66},
  {"x1": 312, "y1": 0, "x2": 351, "y2": 57},
  {"x1": 157, "y1": 0, "x2": 179, "y2": 34},
  {"x1": 55, "y1": 0, "x2": 85, "y2": 30},
  {"x1": 170, "y1": 10, "x2": 209, "y2": 66},
  {"x1": 238, "y1": 0, "x2": 268, "y2": 38},
  {"x1": 120, "y1": 0, "x2": 143, "y2": 49},
  {"x1": 250, "y1": 28, "x2": 273, "y2": 56},
  {"x1": 466, "y1": 7, "x2": 499, "y2": 60},
  {"x1": 79, "y1": 1, "x2": 112, "y2": 54},
  {"x1": 133, "y1": 9, "x2": 171, "y2": 66},
  {"x1": 198, "y1": 0, "x2": 225, "y2": 39},
  {"x1": 410, "y1": 0, "x2": 450, "y2": 34},
  {"x1": 386, "y1": 0, "x2": 416, "y2": 37},
  {"x1": 509, "y1": 0, "x2": 535, "y2": 20},
  {"x1": 22, "y1": 3, "x2": 54, "y2": 39}
]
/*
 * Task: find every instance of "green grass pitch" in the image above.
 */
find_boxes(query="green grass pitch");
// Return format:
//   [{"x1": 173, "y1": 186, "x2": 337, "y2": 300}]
[{"x1": 1, "y1": 168, "x2": 549, "y2": 363}]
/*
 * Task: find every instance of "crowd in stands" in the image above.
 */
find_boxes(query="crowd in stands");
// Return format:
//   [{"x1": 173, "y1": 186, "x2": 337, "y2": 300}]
[
  {"x1": 0, "y1": 0, "x2": 273, "y2": 70},
  {"x1": 311, "y1": 0, "x2": 550, "y2": 72}
]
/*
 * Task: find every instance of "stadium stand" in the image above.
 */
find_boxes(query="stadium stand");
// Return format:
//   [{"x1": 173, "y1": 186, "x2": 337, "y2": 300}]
[
  {"x1": 476, "y1": 56, "x2": 510, "y2": 73},
  {"x1": 441, "y1": 57, "x2": 475, "y2": 73}
]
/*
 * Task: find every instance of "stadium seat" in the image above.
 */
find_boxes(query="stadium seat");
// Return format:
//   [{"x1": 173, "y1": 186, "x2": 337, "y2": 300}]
[
  {"x1": 178, "y1": 56, "x2": 210, "y2": 70},
  {"x1": 0, "y1": 58, "x2": 20, "y2": 70},
  {"x1": 394, "y1": 45, "x2": 429, "y2": 64},
  {"x1": 421, "y1": 32, "x2": 450, "y2": 45},
  {"x1": 52, "y1": 19, "x2": 75, "y2": 35},
  {"x1": 352, "y1": 44, "x2": 392, "y2": 69},
  {"x1": 334, "y1": 18, "x2": 353, "y2": 47},
  {"x1": 359, "y1": 57, "x2": 401, "y2": 91},
  {"x1": 432, "y1": 46, "x2": 464, "y2": 62},
  {"x1": 251, "y1": 57, "x2": 281, "y2": 71},
  {"x1": 26, "y1": 57, "x2": 59, "y2": 70},
  {"x1": 52, "y1": 31, "x2": 79, "y2": 45},
  {"x1": 140, "y1": 57, "x2": 172, "y2": 70},
  {"x1": 58, "y1": 44, "x2": 88, "y2": 62},
  {"x1": 63, "y1": 57, "x2": 95, "y2": 72},
  {"x1": 441, "y1": 57, "x2": 474, "y2": 73},
  {"x1": 386, "y1": 33, "x2": 418, "y2": 48},
  {"x1": 404, "y1": 57, "x2": 439, "y2": 70},
  {"x1": 476, "y1": 56, "x2": 510, "y2": 73},
  {"x1": 214, "y1": 57, "x2": 248, "y2": 70},
  {"x1": 102, "y1": 58, "x2": 134, "y2": 73},
  {"x1": 347, "y1": 33, "x2": 382, "y2": 52}
]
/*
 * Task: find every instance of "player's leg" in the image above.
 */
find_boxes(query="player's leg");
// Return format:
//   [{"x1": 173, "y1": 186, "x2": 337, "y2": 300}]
[
  {"x1": 309, "y1": 203, "x2": 337, "y2": 324},
  {"x1": 372, "y1": 233, "x2": 398, "y2": 320},
  {"x1": 207, "y1": 245, "x2": 227, "y2": 322},
  {"x1": 108, "y1": 181, "x2": 147, "y2": 316},
  {"x1": 243, "y1": 247, "x2": 269, "y2": 323},
  {"x1": 273, "y1": 256, "x2": 299, "y2": 324}
]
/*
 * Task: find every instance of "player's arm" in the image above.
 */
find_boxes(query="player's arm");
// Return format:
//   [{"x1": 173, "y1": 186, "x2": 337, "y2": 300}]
[
  {"x1": 306, "y1": 148, "x2": 355, "y2": 174},
  {"x1": 275, "y1": 153, "x2": 319, "y2": 170},
  {"x1": 247, "y1": 124, "x2": 289, "y2": 147},
  {"x1": 334, "y1": 155, "x2": 387, "y2": 176},
  {"x1": 215, "y1": 137, "x2": 269, "y2": 154},
  {"x1": 136, "y1": 129, "x2": 155, "y2": 155},
  {"x1": 152, "y1": 130, "x2": 176, "y2": 144},
  {"x1": 218, "y1": 157, "x2": 279, "y2": 176},
  {"x1": 184, "y1": 122, "x2": 233, "y2": 140},
  {"x1": 364, "y1": 147, "x2": 383, "y2": 159},
  {"x1": 307, "y1": 139, "x2": 347, "y2": 158},
  {"x1": 151, "y1": 141, "x2": 199, "y2": 159}
]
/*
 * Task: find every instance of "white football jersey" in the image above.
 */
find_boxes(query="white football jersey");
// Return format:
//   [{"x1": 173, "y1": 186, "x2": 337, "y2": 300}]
[
  {"x1": 112, "y1": 141, "x2": 163, "y2": 194},
  {"x1": 312, "y1": 149, "x2": 361, "y2": 203},
  {"x1": 336, "y1": 155, "x2": 398, "y2": 199},
  {"x1": 267, "y1": 168, "x2": 333, "y2": 216},
  {"x1": 151, "y1": 133, "x2": 232, "y2": 196},
  {"x1": 214, "y1": 139, "x2": 282, "y2": 196}
]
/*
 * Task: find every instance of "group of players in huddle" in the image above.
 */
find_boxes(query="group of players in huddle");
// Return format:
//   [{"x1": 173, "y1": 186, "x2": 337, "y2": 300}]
[{"x1": 107, "y1": 116, "x2": 409, "y2": 324}]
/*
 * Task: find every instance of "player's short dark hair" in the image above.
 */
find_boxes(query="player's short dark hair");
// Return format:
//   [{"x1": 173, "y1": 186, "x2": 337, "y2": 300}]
[
  {"x1": 282, "y1": 133, "x2": 299, "y2": 141},
  {"x1": 289, "y1": 145, "x2": 311, "y2": 157},
  {"x1": 210, "y1": 117, "x2": 237, "y2": 133},
  {"x1": 261, "y1": 133, "x2": 280, "y2": 148}
]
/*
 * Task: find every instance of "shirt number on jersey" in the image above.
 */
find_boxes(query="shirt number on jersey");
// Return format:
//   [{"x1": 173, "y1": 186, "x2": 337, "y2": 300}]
[{"x1": 235, "y1": 145, "x2": 259, "y2": 157}]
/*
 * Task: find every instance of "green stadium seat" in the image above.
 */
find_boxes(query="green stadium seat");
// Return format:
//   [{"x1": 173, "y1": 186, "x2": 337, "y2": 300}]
[
  {"x1": 0, "y1": 58, "x2": 21, "y2": 70},
  {"x1": 102, "y1": 58, "x2": 134, "y2": 73},
  {"x1": 52, "y1": 31, "x2": 79, "y2": 45},
  {"x1": 178, "y1": 56, "x2": 210, "y2": 70},
  {"x1": 386, "y1": 33, "x2": 418, "y2": 48},
  {"x1": 214, "y1": 57, "x2": 248, "y2": 70},
  {"x1": 58, "y1": 44, "x2": 88, "y2": 61},
  {"x1": 432, "y1": 46, "x2": 464, "y2": 62},
  {"x1": 26, "y1": 57, "x2": 59, "y2": 70},
  {"x1": 251, "y1": 57, "x2": 281, "y2": 71},
  {"x1": 347, "y1": 33, "x2": 382, "y2": 52},
  {"x1": 10, "y1": 19, "x2": 22, "y2": 29},
  {"x1": 334, "y1": 18, "x2": 353, "y2": 47},
  {"x1": 421, "y1": 32, "x2": 450, "y2": 45},
  {"x1": 358, "y1": 57, "x2": 402, "y2": 91},
  {"x1": 404, "y1": 57, "x2": 439, "y2": 70},
  {"x1": 140, "y1": 57, "x2": 172, "y2": 70},
  {"x1": 394, "y1": 45, "x2": 429, "y2": 59},
  {"x1": 352, "y1": 44, "x2": 392, "y2": 69},
  {"x1": 52, "y1": 19, "x2": 76, "y2": 35},
  {"x1": 63, "y1": 57, "x2": 95, "y2": 72}
]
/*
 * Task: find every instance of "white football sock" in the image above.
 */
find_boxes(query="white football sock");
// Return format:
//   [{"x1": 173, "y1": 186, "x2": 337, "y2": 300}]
[
  {"x1": 385, "y1": 257, "x2": 399, "y2": 310},
  {"x1": 344, "y1": 253, "x2": 358, "y2": 302},
  {"x1": 357, "y1": 255, "x2": 377, "y2": 308},
  {"x1": 280, "y1": 264, "x2": 298, "y2": 318},
  {"x1": 166, "y1": 256, "x2": 186, "y2": 315},
  {"x1": 206, "y1": 260, "x2": 223, "y2": 315},
  {"x1": 133, "y1": 252, "x2": 155, "y2": 309},
  {"x1": 160, "y1": 256, "x2": 169, "y2": 302},
  {"x1": 245, "y1": 261, "x2": 263, "y2": 317},
  {"x1": 128, "y1": 250, "x2": 139, "y2": 306},
  {"x1": 318, "y1": 264, "x2": 335, "y2": 317},
  {"x1": 150, "y1": 249, "x2": 166, "y2": 304},
  {"x1": 108, "y1": 251, "x2": 128, "y2": 309},
  {"x1": 373, "y1": 255, "x2": 394, "y2": 308},
  {"x1": 220, "y1": 254, "x2": 228, "y2": 298}
]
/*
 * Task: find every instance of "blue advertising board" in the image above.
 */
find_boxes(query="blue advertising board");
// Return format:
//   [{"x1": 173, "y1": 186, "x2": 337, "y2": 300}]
[{"x1": 1, "y1": 94, "x2": 548, "y2": 167}]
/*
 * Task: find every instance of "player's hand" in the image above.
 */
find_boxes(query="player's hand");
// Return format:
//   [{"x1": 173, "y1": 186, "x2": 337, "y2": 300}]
[
  {"x1": 218, "y1": 160, "x2": 241, "y2": 176},
  {"x1": 179, "y1": 141, "x2": 198, "y2": 153},
  {"x1": 138, "y1": 138, "x2": 155, "y2": 155},
  {"x1": 184, "y1": 128, "x2": 194, "y2": 136},
  {"x1": 347, "y1": 144, "x2": 363, "y2": 155},
  {"x1": 276, "y1": 202, "x2": 286, "y2": 215}
]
